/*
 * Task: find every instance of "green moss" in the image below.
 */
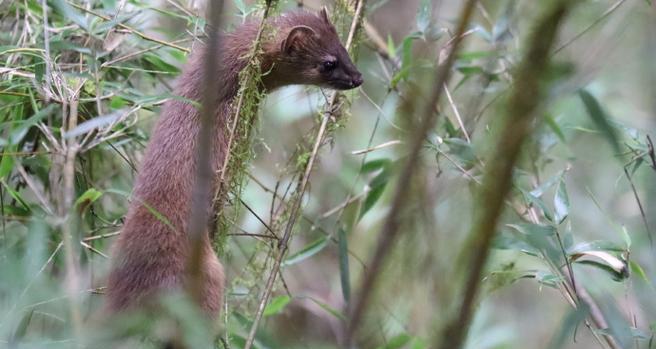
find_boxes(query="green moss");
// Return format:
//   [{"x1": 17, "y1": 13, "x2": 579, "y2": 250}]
[{"x1": 211, "y1": 3, "x2": 277, "y2": 256}]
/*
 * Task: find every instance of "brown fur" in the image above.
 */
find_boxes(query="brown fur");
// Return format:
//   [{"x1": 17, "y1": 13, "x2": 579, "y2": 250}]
[{"x1": 105, "y1": 10, "x2": 362, "y2": 317}]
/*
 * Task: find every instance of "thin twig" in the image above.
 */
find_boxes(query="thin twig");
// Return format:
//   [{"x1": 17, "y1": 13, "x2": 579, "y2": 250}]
[
  {"x1": 68, "y1": 2, "x2": 190, "y2": 52},
  {"x1": 321, "y1": 189, "x2": 369, "y2": 219},
  {"x1": 553, "y1": 0, "x2": 627, "y2": 54},
  {"x1": 443, "y1": 84, "x2": 470, "y2": 143},
  {"x1": 14, "y1": 161, "x2": 55, "y2": 215},
  {"x1": 40, "y1": 0, "x2": 53, "y2": 100},
  {"x1": 624, "y1": 166, "x2": 652, "y2": 246},
  {"x1": 100, "y1": 38, "x2": 190, "y2": 67},
  {"x1": 351, "y1": 140, "x2": 402, "y2": 155}
]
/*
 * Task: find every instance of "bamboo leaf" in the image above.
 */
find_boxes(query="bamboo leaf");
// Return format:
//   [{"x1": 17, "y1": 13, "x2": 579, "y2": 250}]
[
  {"x1": 305, "y1": 296, "x2": 346, "y2": 320},
  {"x1": 52, "y1": 0, "x2": 90, "y2": 31},
  {"x1": 553, "y1": 179, "x2": 569, "y2": 224},
  {"x1": 282, "y1": 236, "x2": 329, "y2": 267},
  {"x1": 263, "y1": 295, "x2": 291, "y2": 317},
  {"x1": 578, "y1": 89, "x2": 621, "y2": 153},
  {"x1": 75, "y1": 188, "x2": 103, "y2": 213},
  {"x1": 338, "y1": 227, "x2": 351, "y2": 304},
  {"x1": 376, "y1": 333, "x2": 412, "y2": 349}
]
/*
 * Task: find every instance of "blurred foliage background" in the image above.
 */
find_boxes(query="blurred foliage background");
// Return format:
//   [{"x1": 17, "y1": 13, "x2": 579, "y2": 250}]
[{"x1": 0, "y1": 0, "x2": 655, "y2": 348}]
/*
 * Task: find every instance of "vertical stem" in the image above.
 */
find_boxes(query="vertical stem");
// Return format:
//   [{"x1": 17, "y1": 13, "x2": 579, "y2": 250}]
[
  {"x1": 436, "y1": 3, "x2": 573, "y2": 348},
  {"x1": 187, "y1": 0, "x2": 225, "y2": 306},
  {"x1": 61, "y1": 96, "x2": 82, "y2": 344},
  {"x1": 344, "y1": 0, "x2": 478, "y2": 346}
]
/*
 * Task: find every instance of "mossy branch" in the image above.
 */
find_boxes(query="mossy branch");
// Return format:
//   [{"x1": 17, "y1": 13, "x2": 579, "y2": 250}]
[
  {"x1": 210, "y1": 1, "x2": 278, "y2": 253},
  {"x1": 243, "y1": 1, "x2": 367, "y2": 348}
]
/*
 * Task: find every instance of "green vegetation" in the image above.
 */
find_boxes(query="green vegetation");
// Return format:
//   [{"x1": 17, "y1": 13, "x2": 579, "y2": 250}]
[{"x1": 1, "y1": 0, "x2": 655, "y2": 348}]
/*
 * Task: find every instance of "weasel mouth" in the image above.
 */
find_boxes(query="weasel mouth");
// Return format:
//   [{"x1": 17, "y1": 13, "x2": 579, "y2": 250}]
[{"x1": 329, "y1": 77, "x2": 363, "y2": 90}]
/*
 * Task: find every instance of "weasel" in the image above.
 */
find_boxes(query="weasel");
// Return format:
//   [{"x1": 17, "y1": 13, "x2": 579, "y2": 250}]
[{"x1": 105, "y1": 9, "x2": 363, "y2": 317}]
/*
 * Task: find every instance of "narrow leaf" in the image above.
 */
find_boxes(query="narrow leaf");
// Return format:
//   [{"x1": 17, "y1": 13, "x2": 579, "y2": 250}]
[
  {"x1": 263, "y1": 295, "x2": 291, "y2": 316},
  {"x1": 338, "y1": 227, "x2": 351, "y2": 304},
  {"x1": 75, "y1": 188, "x2": 103, "y2": 212},
  {"x1": 553, "y1": 179, "x2": 569, "y2": 224},
  {"x1": 578, "y1": 89, "x2": 621, "y2": 153},
  {"x1": 52, "y1": 0, "x2": 90, "y2": 31},
  {"x1": 376, "y1": 333, "x2": 412, "y2": 349},
  {"x1": 282, "y1": 236, "x2": 328, "y2": 267}
]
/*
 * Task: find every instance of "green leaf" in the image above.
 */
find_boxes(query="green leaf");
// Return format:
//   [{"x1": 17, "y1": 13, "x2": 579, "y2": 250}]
[
  {"x1": 456, "y1": 65, "x2": 486, "y2": 76},
  {"x1": 360, "y1": 165, "x2": 391, "y2": 219},
  {"x1": 34, "y1": 56, "x2": 45, "y2": 83},
  {"x1": 7, "y1": 104, "x2": 56, "y2": 146},
  {"x1": 593, "y1": 297, "x2": 633, "y2": 348},
  {"x1": 143, "y1": 53, "x2": 181, "y2": 73},
  {"x1": 282, "y1": 236, "x2": 329, "y2": 267},
  {"x1": 578, "y1": 89, "x2": 621, "y2": 153},
  {"x1": 553, "y1": 179, "x2": 569, "y2": 224},
  {"x1": 11, "y1": 309, "x2": 34, "y2": 341},
  {"x1": 457, "y1": 50, "x2": 495, "y2": 61},
  {"x1": 620, "y1": 226, "x2": 631, "y2": 249},
  {"x1": 0, "y1": 179, "x2": 31, "y2": 212},
  {"x1": 416, "y1": 0, "x2": 431, "y2": 33},
  {"x1": 529, "y1": 171, "x2": 563, "y2": 198},
  {"x1": 444, "y1": 137, "x2": 477, "y2": 167},
  {"x1": 401, "y1": 35, "x2": 416, "y2": 71},
  {"x1": 0, "y1": 153, "x2": 15, "y2": 178},
  {"x1": 544, "y1": 113, "x2": 566, "y2": 143},
  {"x1": 376, "y1": 333, "x2": 412, "y2": 349},
  {"x1": 566, "y1": 240, "x2": 625, "y2": 254},
  {"x1": 64, "y1": 110, "x2": 125, "y2": 138},
  {"x1": 110, "y1": 96, "x2": 127, "y2": 109},
  {"x1": 522, "y1": 189, "x2": 554, "y2": 222},
  {"x1": 338, "y1": 227, "x2": 351, "y2": 304},
  {"x1": 570, "y1": 251, "x2": 629, "y2": 281},
  {"x1": 361, "y1": 182, "x2": 387, "y2": 218},
  {"x1": 507, "y1": 223, "x2": 560, "y2": 263},
  {"x1": 75, "y1": 188, "x2": 103, "y2": 212},
  {"x1": 629, "y1": 261, "x2": 653, "y2": 289},
  {"x1": 51, "y1": 0, "x2": 90, "y2": 31},
  {"x1": 305, "y1": 296, "x2": 346, "y2": 320},
  {"x1": 548, "y1": 305, "x2": 589, "y2": 349},
  {"x1": 391, "y1": 65, "x2": 412, "y2": 88},
  {"x1": 410, "y1": 337, "x2": 428, "y2": 349},
  {"x1": 362, "y1": 158, "x2": 391, "y2": 173},
  {"x1": 263, "y1": 295, "x2": 291, "y2": 316},
  {"x1": 387, "y1": 35, "x2": 396, "y2": 58}
]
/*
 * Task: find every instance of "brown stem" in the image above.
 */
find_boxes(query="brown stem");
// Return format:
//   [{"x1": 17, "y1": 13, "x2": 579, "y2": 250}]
[
  {"x1": 344, "y1": 1, "x2": 479, "y2": 347},
  {"x1": 436, "y1": 3, "x2": 573, "y2": 348},
  {"x1": 186, "y1": 0, "x2": 225, "y2": 308}
]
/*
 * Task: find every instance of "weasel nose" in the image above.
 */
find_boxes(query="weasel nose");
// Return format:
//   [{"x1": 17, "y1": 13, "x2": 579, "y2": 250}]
[{"x1": 351, "y1": 74, "x2": 363, "y2": 87}]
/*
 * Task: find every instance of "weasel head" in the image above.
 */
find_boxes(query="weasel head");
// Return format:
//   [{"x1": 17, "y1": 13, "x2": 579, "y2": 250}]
[{"x1": 274, "y1": 8, "x2": 363, "y2": 90}]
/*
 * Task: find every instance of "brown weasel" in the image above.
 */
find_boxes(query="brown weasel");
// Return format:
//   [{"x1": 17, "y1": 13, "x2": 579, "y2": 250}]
[{"x1": 105, "y1": 9, "x2": 362, "y2": 317}]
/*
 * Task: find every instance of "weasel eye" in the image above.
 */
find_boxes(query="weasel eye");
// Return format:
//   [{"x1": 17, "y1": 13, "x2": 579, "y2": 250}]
[{"x1": 323, "y1": 60, "x2": 337, "y2": 71}]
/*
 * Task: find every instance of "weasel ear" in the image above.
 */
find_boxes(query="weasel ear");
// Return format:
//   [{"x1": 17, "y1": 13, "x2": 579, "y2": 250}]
[
  {"x1": 281, "y1": 25, "x2": 316, "y2": 54},
  {"x1": 319, "y1": 7, "x2": 330, "y2": 23}
]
